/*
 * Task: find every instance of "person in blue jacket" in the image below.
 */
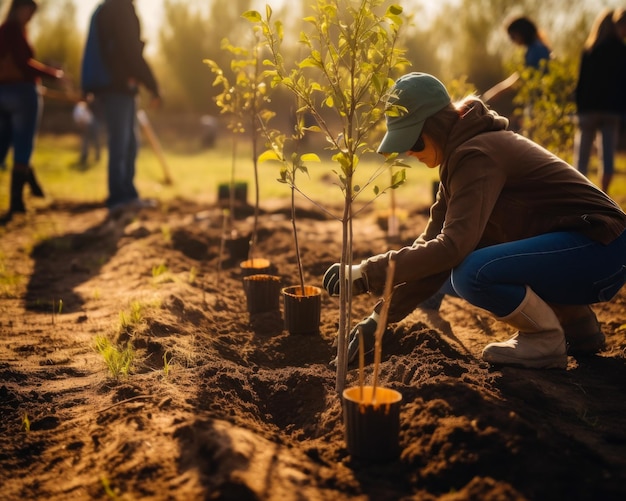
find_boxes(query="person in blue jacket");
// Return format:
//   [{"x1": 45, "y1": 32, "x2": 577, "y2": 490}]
[
  {"x1": 482, "y1": 16, "x2": 551, "y2": 103},
  {"x1": 81, "y1": 0, "x2": 161, "y2": 214}
]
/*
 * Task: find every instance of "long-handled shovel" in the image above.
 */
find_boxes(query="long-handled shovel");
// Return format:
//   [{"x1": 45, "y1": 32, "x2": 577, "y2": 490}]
[{"x1": 136, "y1": 109, "x2": 173, "y2": 185}]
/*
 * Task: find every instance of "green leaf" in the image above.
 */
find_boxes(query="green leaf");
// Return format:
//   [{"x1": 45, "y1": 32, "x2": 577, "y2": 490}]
[
  {"x1": 301, "y1": 153, "x2": 321, "y2": 162},
  {"x1": 242, "y1": 10, "x2": 262, "y2": 23},
  {"x1": 299, "y1": 57, "x2": 321, "y2": 69},
  {"x1": 391, "y1": 168, "x2": 407, "y2": 188},
  {"x1": 258, "y1": 150, "x2": 281, "y2": 163}
]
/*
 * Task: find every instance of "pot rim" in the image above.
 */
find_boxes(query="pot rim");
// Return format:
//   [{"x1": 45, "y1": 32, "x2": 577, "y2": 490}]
[{"x1": 343, "y1": 385, "x2": 402, "y2": 405}]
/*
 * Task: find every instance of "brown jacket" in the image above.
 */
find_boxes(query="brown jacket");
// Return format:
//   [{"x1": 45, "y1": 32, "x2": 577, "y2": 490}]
[{"x1": 363, "y1": 99, "x2": 626, "y2": 297}]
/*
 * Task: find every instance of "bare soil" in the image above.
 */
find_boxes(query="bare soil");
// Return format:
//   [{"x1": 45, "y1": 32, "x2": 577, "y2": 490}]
[{"x1": 1, "y1": 197, "x2": 625, "y2": 501}]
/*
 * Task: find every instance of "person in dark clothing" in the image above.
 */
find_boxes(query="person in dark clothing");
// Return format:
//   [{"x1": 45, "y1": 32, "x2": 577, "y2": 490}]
[
  {"x1": 81, "y1": 0, "x2": 161, "y2": 214},
  {"x1": 0, "y1": 0, "x2": 64, "y2": 223},
  {"x1": 324, "y1": 72, "x2": 626, "y2": 370},
  {"x1": 574, "y1": 8, "x2": 626, "y2": 194}
]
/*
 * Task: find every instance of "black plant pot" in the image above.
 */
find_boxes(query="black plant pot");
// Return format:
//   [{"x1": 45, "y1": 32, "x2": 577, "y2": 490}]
[
  {"x1": 243, "y1": 274, "x2": 281, "y2": 315},
  {"x1": 342, "y1": 385, "x2": 403, "y2": 462},
  {"x1": 281, "y1": 285, "x2": 321, "y2": 335}
]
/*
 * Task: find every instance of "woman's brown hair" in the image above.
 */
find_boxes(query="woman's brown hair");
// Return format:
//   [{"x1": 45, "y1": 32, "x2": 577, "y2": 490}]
[{"x1": 421, "y1": 103, "x2": 460, "y2": 153}]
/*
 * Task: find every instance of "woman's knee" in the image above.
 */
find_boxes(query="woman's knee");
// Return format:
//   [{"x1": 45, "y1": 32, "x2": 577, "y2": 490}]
[{"x1": 449, "y1": 256, "x2": 483, "y2": 299}]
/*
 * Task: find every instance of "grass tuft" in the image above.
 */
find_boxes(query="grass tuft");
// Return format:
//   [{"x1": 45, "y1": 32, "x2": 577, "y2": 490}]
[{"x1": 94, "y1": 335, "x2": 135, "y2": 379}]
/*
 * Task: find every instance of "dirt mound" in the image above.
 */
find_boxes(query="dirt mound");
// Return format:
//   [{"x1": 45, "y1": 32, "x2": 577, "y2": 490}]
[{"x1": 1, "y1": 199, "x2": 625, "y2": 500}]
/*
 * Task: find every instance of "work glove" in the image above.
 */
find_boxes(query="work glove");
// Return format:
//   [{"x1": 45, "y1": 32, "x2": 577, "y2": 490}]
[
  {"x1": 322, "y1": 263, "x2": 368, "y2": 297},
  {"x1": 330, "y1": 314, "x2": 379, "y2": 367}
]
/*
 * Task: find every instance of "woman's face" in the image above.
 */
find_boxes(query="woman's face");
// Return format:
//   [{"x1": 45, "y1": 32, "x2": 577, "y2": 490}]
[{"x1": 405, "y1": 134, "x2": 442, "y2": 168}]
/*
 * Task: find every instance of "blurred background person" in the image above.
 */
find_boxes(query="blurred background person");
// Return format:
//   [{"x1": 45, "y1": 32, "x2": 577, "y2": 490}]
[
  {"x1": 573, "y1": 8, "x2": 626, "y2": 194},
  {"x1": 0, "y1": 0, "x2": 64, "y2": 223},
  {"x1": 73, "y1": 94, "x2": 104, "y2": 169},
  {"x1": 482, "y1": 16, "x2": 552, "y2": 103},
  {"x1": 81, "y1": 0, "x2": 161, "y2": 215}
]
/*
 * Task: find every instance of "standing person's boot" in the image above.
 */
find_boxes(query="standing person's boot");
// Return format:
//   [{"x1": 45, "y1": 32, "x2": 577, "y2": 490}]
[
  {"x1": 1, "y1": 165, "x2": 29, "y2": 224},
  {"x1": 550, "y1": 304, "x2": 605, "y2": 355},
  {"x1": 482, "y1": 286, "x2": 567, "y2": 369},
  {"x1": 26, "y1": 165, "x2": 45, "y2": 198}
]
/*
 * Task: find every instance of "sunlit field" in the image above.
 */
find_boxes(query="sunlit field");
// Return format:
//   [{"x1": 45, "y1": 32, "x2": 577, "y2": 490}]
[
  {"x1": 1, "y1": 129, "x2": 625, "y2": 214},
  {"x1": 0, "y1": 131, "x2": 441, "y2": 214}
]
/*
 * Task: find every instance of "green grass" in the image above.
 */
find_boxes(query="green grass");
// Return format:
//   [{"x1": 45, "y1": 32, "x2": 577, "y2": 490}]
[
  {"x1": 0, "y1": 252, "x2": 22, "y2": 298},
  {"x1": 1, "y1": 132, "x2": 625, "y2": 214},
  {"x1": 94, "y1": 335, "x2": 135, "y2": 380},
  {"x1": 0, "y1": 132, "x2": 440, "y2": 213}
]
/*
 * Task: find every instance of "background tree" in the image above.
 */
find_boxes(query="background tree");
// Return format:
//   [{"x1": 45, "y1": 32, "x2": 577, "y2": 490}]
[
  {"x1": 157, "y1": 0, "x2": 219, "y2": 113},
  {"x1": 31, "y1": 0, "x2": 82, "y2": 89}
]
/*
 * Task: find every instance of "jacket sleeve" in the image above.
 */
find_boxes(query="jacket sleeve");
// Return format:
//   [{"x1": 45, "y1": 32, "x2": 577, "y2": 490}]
[
  {"x1": 415, "y1": 182, "x2": 446, "y2": 245},
  {"x1": 363, "y1": 148, "x2": 507, "y2": 295},
  {"x1": 4, "y1": 23, "x2": 60, "y2": 80}
]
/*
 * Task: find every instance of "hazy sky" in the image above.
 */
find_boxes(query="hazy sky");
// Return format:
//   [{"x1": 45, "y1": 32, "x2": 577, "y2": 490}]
[
  {"x1": 76, "y1": 1, "x2": 165, "y2": 49},
  {"x1": 75, "y1": 1, "x2": 274, "y2": 50}
]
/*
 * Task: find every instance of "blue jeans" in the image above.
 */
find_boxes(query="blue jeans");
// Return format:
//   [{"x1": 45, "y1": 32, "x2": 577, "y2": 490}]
[
  {"x1": 0, "y1": 82, "x2": 41, "y2": 166},
  {"x1": 450, "y1": 230, "x2": 626, "y2": 317},
  {"x1": 101, "y1": 93, "x2": 139, "y2": 209}
]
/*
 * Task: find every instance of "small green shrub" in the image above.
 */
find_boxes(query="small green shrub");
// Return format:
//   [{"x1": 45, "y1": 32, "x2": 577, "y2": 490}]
[{"x1": 513, "y1": 57, "x2": 578, "y2": 160}]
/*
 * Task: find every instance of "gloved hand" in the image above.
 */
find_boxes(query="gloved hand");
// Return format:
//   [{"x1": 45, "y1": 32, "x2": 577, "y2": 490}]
[
  {"x1": 330, "y1": 315, "x2": 378, "y2": 366},
  {"x1": 322, "y1": 263, "x2": 368, "y2": 297},
  {"x1": 346, "y1": 316, "x2": 378, "y2": 364}
]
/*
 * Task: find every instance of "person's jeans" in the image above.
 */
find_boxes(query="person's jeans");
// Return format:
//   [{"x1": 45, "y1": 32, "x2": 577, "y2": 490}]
[
  {"x1": 450, "y1": 230, "x2": 626, "y2": 317},
  {"x1": 101, "y1": 93, "x2": 139, "y2": 209},
  {"x1": 0, "y1": 82, "x2": 41, "y2": 166},
  {"x1": 79, "y1": 99, "x2": 103, "y2": 165},
  {"x1": 574, "y1": 112, "x2": 620, "y2": 178}
]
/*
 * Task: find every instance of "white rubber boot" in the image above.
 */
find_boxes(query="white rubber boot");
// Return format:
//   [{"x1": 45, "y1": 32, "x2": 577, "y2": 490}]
[{"x1": 482, "y1": 286, "x2": 567, "y2": 369}]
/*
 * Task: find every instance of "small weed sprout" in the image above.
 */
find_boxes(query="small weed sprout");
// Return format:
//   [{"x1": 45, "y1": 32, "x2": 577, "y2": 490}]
[
  {"x1": 152, "y1": 263, "x2": 174, "y2": 285},
  {"x1": 152, "y1": 263, "x2": 168, "y2": 278},
  {"x1": 51, "y1": 298, "x2": 63, "y2": 325},
  {"x1": 188, "y1": 266, "x2": 197, "y2": 285},
  {"x1": 163, "y1": 352, "x2": 172, "y2": 378},
  {"x1": 22, "y1": 412, "x2": 30, "y2": 432},
  {"x1": 100, "y1": 476, "x2": 120, "y2": 500},
  {"x1": 118, "y1": 301, "x2": 143, "y2": 334},
  {"x1": 160, "y1": 224, "x2": 171, "y2": 243},
  {"x1": 94, "y1": 335, "x2": 135, "y2": 379}
]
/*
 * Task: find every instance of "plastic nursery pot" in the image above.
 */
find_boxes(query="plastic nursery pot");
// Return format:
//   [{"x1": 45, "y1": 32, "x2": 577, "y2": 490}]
[
  {"x1": 281, "y1": 285, "x2": 322, "y2": 335},
  {"x1": 243, "y1": 274, "x2": 281, "y2": 315},
  {"x1": 218, "y1": 181, "x2": 248, "y2": 204},
  {"x1": 224, "y1": 233, "x2": 250, "y2": 262},
  {"x1": 342, "y1": 385, "x2": 403, "y2": 462},
  {"x1": 240, "y1": 258, "x2": 274, "y2": 278}
]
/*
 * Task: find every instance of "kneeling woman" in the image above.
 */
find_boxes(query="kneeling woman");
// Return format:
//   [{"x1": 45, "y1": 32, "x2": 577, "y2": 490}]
[{"x1": 323, "y1": 72, "x2": 626, "y2": 369}]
